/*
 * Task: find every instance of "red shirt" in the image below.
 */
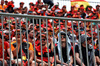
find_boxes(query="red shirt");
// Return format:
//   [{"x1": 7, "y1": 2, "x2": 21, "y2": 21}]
[
  {"x1": 36, "y1": 45, "x2": 53, "y2": 62},
  {"x1": 0, "y1": 42, "x2": 10, "y2": 60}
]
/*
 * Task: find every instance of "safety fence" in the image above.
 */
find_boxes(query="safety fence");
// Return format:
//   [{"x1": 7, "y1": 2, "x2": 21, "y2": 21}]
[{"x1": 0, "y1": 13, "x2": 100, "y2": 66}]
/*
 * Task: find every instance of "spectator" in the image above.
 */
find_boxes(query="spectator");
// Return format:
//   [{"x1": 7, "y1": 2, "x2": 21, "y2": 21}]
[
  {"x1": 35, "y1": 33, "x2": 53, "y2": 66},
  {"x1": 11, "y1": 29, "x2": 34, "y2": 66},
  {"x1": 17, "y1": 2, "x2": 25, "y2": 14},
  {"x1": 0, "y1": 31, "x2": 15, "y2": 66},
  {"x1": 75, "y1": 35, "x2": 95, "y2": 66},
  {"x1": 6, "y1": 1, "x2": 14, "y2": 13},
  {"x1": 0, "y1": 0, "x2": 7, "y2": 12},
  {"x1": 95, "y1": 40, "x2": 100, "y2": 65},
  {"x1": 56, "y1": 31, "x2": 73, "y2": 66}
]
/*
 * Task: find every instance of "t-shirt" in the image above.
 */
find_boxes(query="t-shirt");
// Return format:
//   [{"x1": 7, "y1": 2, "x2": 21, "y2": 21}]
[
  {"x1": 0, "y1": 41, "x2": 10, "y2": 60},
  {"x1": 11, "y1": 41, "x2": 34, "y2": 59},
  {"x1": 55, "y1": 46, "x2": 73, "y2": 63},
  {"x1": 75, "y1": 45, "x2": 87, "y2": 65},
  {"x1": 35, "y1": 45, "x2": 53, "y2": 62},
  {"x1": 0, "y1": 5, "x2": 7, "y2": 11},
  {"x1": 95, "y1": 49, "x2": 99, "y2": 56},
  {"x1": 95, "y1": 49, "x2": 99, "y2": 65}
]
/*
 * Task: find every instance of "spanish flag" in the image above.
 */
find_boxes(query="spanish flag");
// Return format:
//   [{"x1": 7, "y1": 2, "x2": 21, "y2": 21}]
[{"x1": 71, "y1": 0, "x2": 89, "y2": 9}]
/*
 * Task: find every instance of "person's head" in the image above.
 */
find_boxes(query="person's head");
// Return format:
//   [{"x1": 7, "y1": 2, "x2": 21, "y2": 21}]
[
  {"x1": 60, "y1": 32, "x2": 66, "y2": 43},
  {"x1": 1, "y1": 0, "x2": 4, "y2": 5},
  {"x1": 20, "y1": 2, "x2": 24, "y2": 7},
  {"x1": 96, "y1": 5, "x2": 100, "y2": 11},
  {"x1": 62, "y1": 5, "x2": 66, "y2": 11},
  {"x1": 5, "y1": 0, "x2": 8, "y2": 5},
  {"x1": 87, "y1": 37, "x2": 92, "y2": 44},
  {"x1": 29, "y1": 2, "x2": 33, "y2": 8},
  {"x1": 81, "y1": 35, "x2": 86, "y2": 45},
  {"x1": 38, "y1": 0, "x2": 41, "y2": 3},
  {"x1": 93, "y1": 32, "x2": 97, "y2": 39},
  {"x1": 15, "y1": 29, "x2": 24, "y2": 41},
  {"x1": 60, "y1": 31, "x2": 67, "y2": 48},
  {"x1": 28, "y1": 30, "x2": 34, "y2": 39},
  {"x1": 4, "y1": 30, "x2": 9, "y2": 41},
  {"x1": 41, "y1": 33, "x2": 47, "y2": 46},
  {"x1": 81, "y1": 35, "x2": 92, "y2": 45}
]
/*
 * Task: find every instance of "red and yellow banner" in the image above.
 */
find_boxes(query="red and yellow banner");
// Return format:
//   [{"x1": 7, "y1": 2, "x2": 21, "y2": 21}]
[{"x1": 71, "y1": 0, "x2": 89, "y2": 9}]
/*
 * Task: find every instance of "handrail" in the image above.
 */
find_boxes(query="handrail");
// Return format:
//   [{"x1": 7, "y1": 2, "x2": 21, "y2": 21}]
[{"x1": 0, "y1": 13, "x2": 100, "y2": 22}]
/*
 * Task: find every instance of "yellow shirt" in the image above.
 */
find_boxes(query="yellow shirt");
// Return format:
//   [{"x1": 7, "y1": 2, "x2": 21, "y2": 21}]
[{"x1": 0, "y1": 5, "x2": 7, "y2": 11}]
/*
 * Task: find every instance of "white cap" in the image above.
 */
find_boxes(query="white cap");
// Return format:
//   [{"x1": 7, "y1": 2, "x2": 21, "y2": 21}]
[{"x1": 42, "y1": 8, "x2": 46, "y2": 10}]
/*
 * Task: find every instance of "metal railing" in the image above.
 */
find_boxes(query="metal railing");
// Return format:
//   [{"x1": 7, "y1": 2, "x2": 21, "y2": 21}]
[{"x1": 0, "y1": 13, "x2": 100, "y2": 66}]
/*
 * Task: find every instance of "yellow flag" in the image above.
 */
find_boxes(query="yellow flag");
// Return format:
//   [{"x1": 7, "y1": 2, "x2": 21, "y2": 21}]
[{"x1": 71, "y1": 0, "x2": 89, "y2": 9}]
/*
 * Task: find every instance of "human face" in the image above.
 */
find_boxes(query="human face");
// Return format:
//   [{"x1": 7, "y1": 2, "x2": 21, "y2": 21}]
[
  {"x1": 61, "y1": 35, "x2": 66, "y2": 42},
  {"x1": 42, "y1": 37, "x2": 46, "y2": 46},
  {"x1": 16, "y1": 32, "x2": 23, "y2": 41},
  {"x1": 87, "y1": 38, "x2": 92, "y2": 45},
  {"x1": 29, "y1": 30, "x2": 34, "y2": 39}
]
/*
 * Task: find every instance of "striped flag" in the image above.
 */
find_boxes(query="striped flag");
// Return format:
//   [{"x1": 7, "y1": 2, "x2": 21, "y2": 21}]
[{"x1": 71, "y1": 0, "x2": 89, "y2": 9}]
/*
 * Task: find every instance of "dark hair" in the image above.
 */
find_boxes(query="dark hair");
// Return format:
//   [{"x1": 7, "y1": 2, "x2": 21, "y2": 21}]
[{"x1": 87, "y1": 37, "x2": 91, "y2": 41}]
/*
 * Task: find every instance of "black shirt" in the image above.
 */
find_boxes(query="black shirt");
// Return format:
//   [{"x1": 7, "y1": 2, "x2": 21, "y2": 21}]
[
  {"x1": 75, "y1": 45, "x2": 87, "y2": 65},
  {"x1": 95, "y1": 49, "x2": 99, "y2": 56},
  {"x1": 55, "y1": 46, "x2": 73, "y2": 63},
  {"x1": 12, "y1": 42, "x2": 30, "y2": 59}
]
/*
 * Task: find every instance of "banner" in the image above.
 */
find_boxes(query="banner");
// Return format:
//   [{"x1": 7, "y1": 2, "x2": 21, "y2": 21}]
[{"x1": 71, "y1": 0, "x2": 89, "y2": 9}]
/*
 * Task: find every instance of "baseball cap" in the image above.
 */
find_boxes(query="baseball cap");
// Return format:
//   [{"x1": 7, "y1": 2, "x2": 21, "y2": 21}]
[
  {"x1": 42, "y1": 8, "x2": 46, "y2": 11},
  {"x1": 20, "y1": 2, "x2": 24, "y2": 4}
]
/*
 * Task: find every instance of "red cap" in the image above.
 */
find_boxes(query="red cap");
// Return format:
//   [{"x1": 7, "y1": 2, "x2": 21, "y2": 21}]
[
  {"x1": 20, "y1": 2, "x2": 24, "y2": 4},
  {"x1": 63, "y1": 5, "x2": 66, "y2": 8},
  {"x1": 60, "y1": 22, "x2": 64, "y2": 25},
  {"x1": 80, "y1": 7, "x2": 84, "y2": 9},
  {"x1": 93, "y1": 32, "x2": 97, "y2": 35},
  {"x1": 7, "y1": 1, "x2": 14, "y2": 8},
  {"x1": 29, "y1": 2, "x2": 33, "y2": 4}
]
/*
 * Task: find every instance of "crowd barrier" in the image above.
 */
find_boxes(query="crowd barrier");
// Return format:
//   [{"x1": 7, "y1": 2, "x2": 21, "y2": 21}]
[{"x1": 0, "y1": 13, "x2": 100, "y2": 66}]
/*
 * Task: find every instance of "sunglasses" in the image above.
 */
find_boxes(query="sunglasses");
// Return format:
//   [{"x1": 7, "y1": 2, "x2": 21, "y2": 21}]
[
  {"x1": 61, "y1": 36, "x2": 66, "y2": 38},
  {"x1": 42, "y1": 39, "x2": 46, "y2": 41}
]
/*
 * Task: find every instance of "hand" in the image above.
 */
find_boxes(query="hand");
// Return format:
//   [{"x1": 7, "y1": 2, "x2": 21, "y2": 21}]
[
  {"x1": 49, "y1": 36, "x2": 53, "y2": 42},
  {"x1": 69, "y1": 63, "x2": 72, "y2": 66},
  {"x1": 43, "y1": 61, "x2": 48, "y2": 66},
  {"x1": 3, "y1": 60, "x2": 8, "y2": 66},
  {"x1": 45, "y1": 63, "x2": 48, "y2": 66},
  {"x1": 29, "y1": 59, "x2": 32, "y2": 64},
  {"x1": 11, "y1": 60, "x2": 15, "y2": 64},
  {"x1": 82, "y1": 63, "x2": 85, "y2": 66}
]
